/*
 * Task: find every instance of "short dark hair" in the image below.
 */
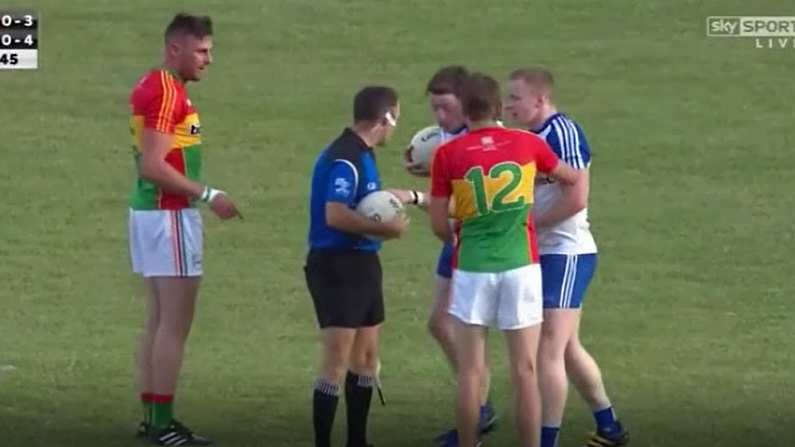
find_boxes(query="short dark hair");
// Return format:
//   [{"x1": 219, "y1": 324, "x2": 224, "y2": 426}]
[
  {"x1": 426, "y1": 65, "x2": 469, "y2": 97},
  {"x1": 353, "y1": 86, "x2": 398, "y2": 123},
  {"x1": 165, "y1": 13, "x2": 213, "y2": 41},
  {"x1": 461, "y1": 73, "x2": 501, "y2": 122},
  {"x1": 509, "y1": 67, "x2": 555, "y2": 98}
]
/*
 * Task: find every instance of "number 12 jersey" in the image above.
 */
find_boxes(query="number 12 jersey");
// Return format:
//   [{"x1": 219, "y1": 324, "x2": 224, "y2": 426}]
[{"x1": 430, "y1": 127, "x2": 559, "y2": 273}]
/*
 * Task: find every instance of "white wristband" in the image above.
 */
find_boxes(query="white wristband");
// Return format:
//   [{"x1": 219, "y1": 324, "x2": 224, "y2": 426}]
[
  {"x1": 415, "y1": 191, "x2": 428, "y2": 207},
  {"x1": 200, "y1": 186, "x2": 224, "y2": 203}
]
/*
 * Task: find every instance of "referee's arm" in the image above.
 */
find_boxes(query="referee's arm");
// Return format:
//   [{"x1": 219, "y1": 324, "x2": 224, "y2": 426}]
[
  {"x1": 324, "y1": 162, "x2": 407, "y2": 239},
  {"x1": 326, "y1": 203, "x2": 405, "y2": 239}
]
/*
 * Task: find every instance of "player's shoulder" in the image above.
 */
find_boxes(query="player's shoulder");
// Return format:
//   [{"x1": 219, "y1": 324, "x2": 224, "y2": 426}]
[
  {"x1": 500, "y1": 127, "x2": 548, "y2": 146},
  {"x1": 435, "y1": 131, "x2": 470, "y2": 158},
  {"x1": 325, "y1": 130, "x2": 366, "y2": 166},
  {"x1": 131, "y1": 69, "x2": 181, "y2": 101},
  {"x1": 546, "y1": 112, "x2": 587, "y2": 137}
]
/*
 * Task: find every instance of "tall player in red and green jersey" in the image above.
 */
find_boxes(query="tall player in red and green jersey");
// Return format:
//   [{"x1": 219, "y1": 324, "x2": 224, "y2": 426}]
[
  {"x1": 128, "y1": 13, "x2": 239, "y2": 446},
  {"x1": 430, "y1": 73, "x2": 580, "y2": 447}
]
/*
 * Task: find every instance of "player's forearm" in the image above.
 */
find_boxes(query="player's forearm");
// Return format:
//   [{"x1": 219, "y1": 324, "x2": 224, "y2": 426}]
[
  {"x1": 537, "y1": 165, "x2": 590, "y2": 227},
  {"x1": 326, "y1": 203, "x2": 392, "y2": 237},
  {"x1": 535, "y1": 200, "x2": 585, "y2": 228},
  {"x1": 140, "y1": 159, "x2": 204, "y2": 199},
  {"x1": 535, "y1": 185, "x2": 588, "y2": 228},
  {"x1": 550, "y1": 162, "x2": 582, "y2": 186}
]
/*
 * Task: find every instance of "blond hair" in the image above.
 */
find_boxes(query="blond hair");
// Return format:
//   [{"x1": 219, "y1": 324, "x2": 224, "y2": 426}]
[{"x1": 510, "y1": 67, "x2": 554, "y2": 99}]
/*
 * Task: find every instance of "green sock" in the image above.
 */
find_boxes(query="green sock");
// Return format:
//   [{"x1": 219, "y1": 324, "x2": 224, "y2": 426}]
[
  {"x1": 141, "y1": 393, "x2": 153, "y2": 425},
  {"x1": 151, "y1": 395, "x2": 174, "y2": 429}
]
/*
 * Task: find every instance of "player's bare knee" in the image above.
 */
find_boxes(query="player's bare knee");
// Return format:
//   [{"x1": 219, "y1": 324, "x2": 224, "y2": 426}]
[
  {"x1": 156, "y1": 321, "x2": 192, "y2": 343},
  {"x1": 323, "y1": 343, "x2": 352, "y2": 374},
  {"x1": 428, "y1": 315, "x2": 452, "y2": 343},
  {"x1": 352, "y1": 349, "x2": 378, "y2": 374},
  {"x1": 322, "y1": 349, "x2": 350, "y2": 381},
  {"x1": 538, "y1": 352, "x2": 562, "y2": 377},
  {"x1": 539, "y1": 338, "x2": 567, "y2": 365},
  {"x1": 457, "y1": 363, "x2": 486, "y2": 384},
  {"x1": 511, "y1": 357, "x2": 538, "y2": 382},
  {"x1": 426, "y1": 317, "x2": 439, "y2": 338}
]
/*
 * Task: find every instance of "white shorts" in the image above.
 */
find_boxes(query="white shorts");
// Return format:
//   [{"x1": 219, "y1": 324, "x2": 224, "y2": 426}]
[
  {"x1": 128, "y1": 208, "x2": 203, "y2": 277},
  {"x1": 449, "y1": 264, "x2": 543, "y2": 330}
]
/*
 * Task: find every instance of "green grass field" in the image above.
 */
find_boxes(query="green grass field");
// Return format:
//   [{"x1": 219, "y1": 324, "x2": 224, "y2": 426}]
[{"x1": 2, "y1": 1, "x2": 794, "y2": 446}]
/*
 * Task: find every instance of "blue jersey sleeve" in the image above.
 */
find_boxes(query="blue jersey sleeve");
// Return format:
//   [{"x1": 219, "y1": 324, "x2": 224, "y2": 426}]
[
  {"x1": 548, "y1": 119, "x2": 591, "y2": 169},
  {"x1": 325, "y1": 160, "x2": 359, "y2": 206}
]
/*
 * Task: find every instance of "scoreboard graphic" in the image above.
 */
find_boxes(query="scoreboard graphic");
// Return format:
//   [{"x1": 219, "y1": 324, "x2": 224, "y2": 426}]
[{"x1": 0, "y1": 10, "x2": 38, "y2": 69}]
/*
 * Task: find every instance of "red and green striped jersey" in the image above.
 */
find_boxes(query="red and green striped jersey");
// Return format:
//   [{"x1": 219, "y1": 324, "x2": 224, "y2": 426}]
[
  {"x1": 430, "y1": 127, "x2": 559, "y2": 272},
  {"x1": 128, "y1": 69, "x2": 202, "y2": 210}
]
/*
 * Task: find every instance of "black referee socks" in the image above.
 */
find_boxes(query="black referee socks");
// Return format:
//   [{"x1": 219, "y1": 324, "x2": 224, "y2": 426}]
[
  {"x1": 313, "y1": 379, "x2": 340, "y2": 447},
  {"x1": 345, "y1": 371, "x2": 375, "y2": 447}
]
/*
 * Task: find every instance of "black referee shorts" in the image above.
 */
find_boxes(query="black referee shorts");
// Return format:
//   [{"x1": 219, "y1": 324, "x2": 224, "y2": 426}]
[{"x1": 304, "y1": 249, "x2": 384, "y2": 329}]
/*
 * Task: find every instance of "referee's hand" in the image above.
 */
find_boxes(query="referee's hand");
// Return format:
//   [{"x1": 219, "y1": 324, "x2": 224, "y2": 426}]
[{"x1": 381, "y1": 214, "x2": 410, "y2": 240}]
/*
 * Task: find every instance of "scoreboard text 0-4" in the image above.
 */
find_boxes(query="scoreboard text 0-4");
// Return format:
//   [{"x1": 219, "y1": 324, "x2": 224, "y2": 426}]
[{"x1": 0, "y1": 10, "x2": 37, "y2": 69}]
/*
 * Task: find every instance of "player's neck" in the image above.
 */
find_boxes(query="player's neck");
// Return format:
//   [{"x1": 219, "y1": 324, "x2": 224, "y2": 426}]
[
  {"x1": 467, "y1": 119, "x2": 498, "y2": 130},
  {"x1": 162, "y1": 61, "x2": 186, "y2": 84},
  {"x1": 350, "y1": 124, "x2": 378, "y2": 148},
  {"x1": 531, "y1": 105, "x2": 558, "y2": 130},
  {"x1": 446, "y1": 122, "x2": 467, "y2": 134}
]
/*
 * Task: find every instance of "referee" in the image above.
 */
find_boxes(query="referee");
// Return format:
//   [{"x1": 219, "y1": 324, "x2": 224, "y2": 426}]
[{"x1": 305, "y1": 85, "x2": 421, "y2": 447}]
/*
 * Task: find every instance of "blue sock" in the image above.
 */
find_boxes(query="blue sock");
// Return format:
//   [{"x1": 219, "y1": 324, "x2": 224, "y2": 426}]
[
  {"x1": 540, "y1": 426, "x2": 560, "y2": 447},
  {"x1": 593, "y1": 406, "x2": 619, "y2": 433}
]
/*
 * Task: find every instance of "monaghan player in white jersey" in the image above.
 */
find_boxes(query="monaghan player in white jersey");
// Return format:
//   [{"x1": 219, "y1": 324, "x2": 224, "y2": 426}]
[
  {"x1": 404, "y1": 65, "x2": 498, "y2": 447},
  {"x1": 504, "y1": 67, "x2": 630, "y2": 447}
]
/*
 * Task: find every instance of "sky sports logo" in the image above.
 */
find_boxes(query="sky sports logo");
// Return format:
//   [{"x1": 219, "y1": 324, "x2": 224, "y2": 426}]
[{"x1": 707, "y1": 16, "x2": 795, "y2": 48}]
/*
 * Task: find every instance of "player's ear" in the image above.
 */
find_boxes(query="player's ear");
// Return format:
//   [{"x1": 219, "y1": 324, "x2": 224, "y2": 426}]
[
  {"x1": 384, "y1": 110, "x2": 397, "y2": 127},
  {"x1": 165, "y1": 39, "x2": 179, "y2": 57},
  {"x1": 538, "y1": 94, "x2": 548, "y2": 107}
]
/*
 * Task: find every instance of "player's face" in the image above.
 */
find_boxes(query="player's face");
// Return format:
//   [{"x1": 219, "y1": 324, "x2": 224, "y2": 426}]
[
  {"x1": 429, "y1": 93, "x2": 465, "y2": 133},
  {"x1": 505, "y1": 79, "x2": 544, "y2": 129},
  {"x1": 375, "y1": 104, "x2": 400, "y2": 147},
  {"x1": 173, "y1": 35, "x2": 213, "y2": 82}
]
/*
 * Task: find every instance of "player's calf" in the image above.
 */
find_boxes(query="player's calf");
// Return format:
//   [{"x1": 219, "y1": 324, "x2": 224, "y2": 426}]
[
  {"x1": 565, "y1": 340, "x2": 628, "y2": 446},
  {"x1": 538, "y1": 309, "x2": 580, "y2": 446},
  {"x1": 505, "y1": 327, "x2": 542, "y2": 447}
]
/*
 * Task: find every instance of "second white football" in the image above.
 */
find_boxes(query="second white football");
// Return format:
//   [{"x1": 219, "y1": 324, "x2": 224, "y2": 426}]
[{"x1": 408, "y1": 125, "x2": 443, "y2": 173}]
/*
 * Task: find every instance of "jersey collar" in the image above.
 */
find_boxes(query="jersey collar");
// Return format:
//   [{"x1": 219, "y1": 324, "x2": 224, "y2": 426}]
[
  {"x1": 532, "y1": 112, "x2": 563, "y2": 133},
  {"x1": 342, "y1": 127, "x2": 372, "y2": 151},
  {"x1": 449, "y1": 124, "x2": 467, "y2": 135},
  {"x1": 467, "y1": 125, "x2": 504, "y2": 134},
  {"x1": 159, "y1": 66, "x2": 184, "y2": 84}
]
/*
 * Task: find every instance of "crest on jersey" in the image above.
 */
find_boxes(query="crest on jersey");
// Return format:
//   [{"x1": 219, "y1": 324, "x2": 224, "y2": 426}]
[
  {"x1": 190, "y1": 124, "x2": 201, "y2": 135},
  {"x1": 334, "y1": 178, "x2": 352, "y2": 197}
]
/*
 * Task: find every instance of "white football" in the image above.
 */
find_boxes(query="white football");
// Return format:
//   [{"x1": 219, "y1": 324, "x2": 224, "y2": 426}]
[
  {"x1": 356, "y1": 190, "x2": 405, "y2": 240},
  {"x1": 408, "y1": 125, "x2": 443, "y2": 173}
]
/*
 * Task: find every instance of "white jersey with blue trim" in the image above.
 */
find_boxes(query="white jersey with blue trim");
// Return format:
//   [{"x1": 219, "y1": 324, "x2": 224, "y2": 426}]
[
  {"x1": 533, "y1": 113, "x2": 597, "y2": 255},
  {"x1": 440, "y1": 125, "x2": 468, "y2": 144}
]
